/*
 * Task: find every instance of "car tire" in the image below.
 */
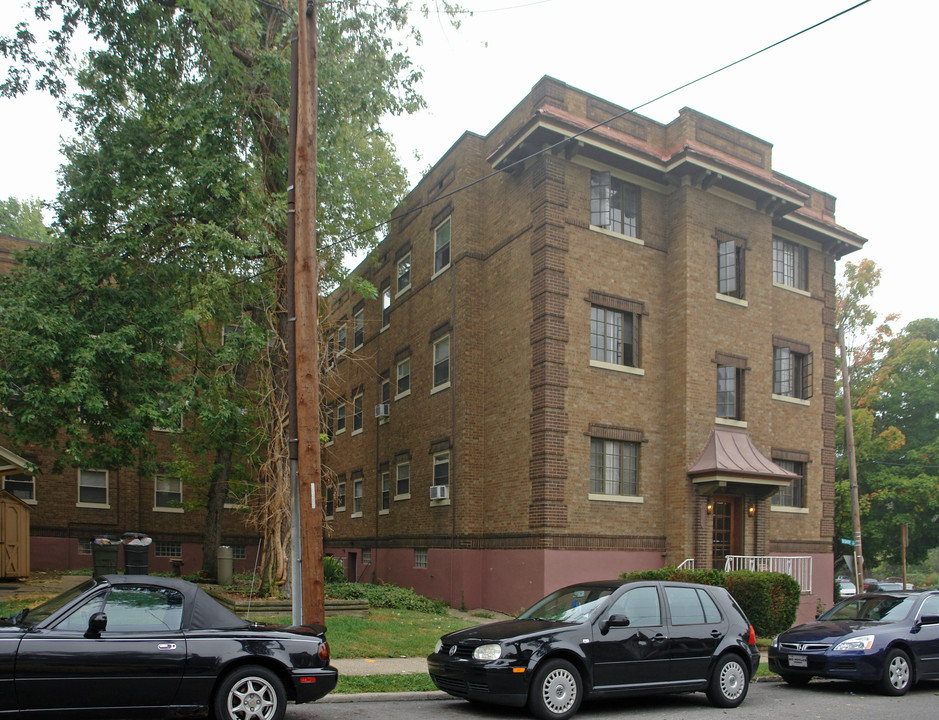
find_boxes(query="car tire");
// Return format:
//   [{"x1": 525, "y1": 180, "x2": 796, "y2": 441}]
[
  {"x1": 879, "y1": 648, "x2": 912, "y2": 696},
  {"x1": 214, "y1": 665, "x2": 286, "y2": 720},
  {"x1": 706, "y1": 654, "x2": 749, "y2": 708},
  {"x1": 527, "y1": 658, "x2": 583, "y2": 720},
  {"x1": 779, "y1": 672, "x2": 812, "y2": 687}
]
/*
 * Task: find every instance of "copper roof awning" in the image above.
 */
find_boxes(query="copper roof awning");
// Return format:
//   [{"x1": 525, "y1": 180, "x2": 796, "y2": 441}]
[{"x1": 688, "y1": 427, "x2": 798, "y2": 499}]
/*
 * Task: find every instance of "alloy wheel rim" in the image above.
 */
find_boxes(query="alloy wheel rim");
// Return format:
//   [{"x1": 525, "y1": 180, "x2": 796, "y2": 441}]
[
  {"x1": 542, "y1": 668, "x2": 577, "y2": 714},
  {"x1": 719, "y1": 660, "x2": 746, "y2": 699},
  {"x1": 228, "y1": 676, "x2": 276, "y2": 720}
]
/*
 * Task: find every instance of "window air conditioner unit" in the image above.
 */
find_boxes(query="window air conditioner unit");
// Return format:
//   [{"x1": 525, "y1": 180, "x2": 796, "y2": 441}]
[
  {"x1": 429, "y1": 485, "x2": 449, "y2": 501},
  {"x1": 374, "y1": 403, "x2": 390, "y2": 418}
]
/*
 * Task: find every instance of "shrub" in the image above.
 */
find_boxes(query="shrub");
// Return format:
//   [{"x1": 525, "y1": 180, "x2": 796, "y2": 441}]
[
  {"x1": 619, "y1": 566, "x2": 801, "y2": 637},
  {"x1": 725, "y1": 571, "x2": 800, "y2": 636},
  {"x1": 326, "y1": 581, "x2": 448, "y2": 615},
  {"x1": 324, "y1": 556, "x2": 346, "y2": 584}
]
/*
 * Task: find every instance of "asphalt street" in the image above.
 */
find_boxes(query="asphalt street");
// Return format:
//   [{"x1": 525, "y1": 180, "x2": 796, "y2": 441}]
[{"x1": 289, "y1": 679, "x2": 939, "y2": 720}]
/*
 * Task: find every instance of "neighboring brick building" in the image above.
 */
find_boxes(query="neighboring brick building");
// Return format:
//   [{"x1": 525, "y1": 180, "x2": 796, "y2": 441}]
[
  {"x1": 0, "y1": 233, "x2": 260, "y2": 573},
  {"x1": 323, "y1": 77, "x2": 865, "y2": 620}
]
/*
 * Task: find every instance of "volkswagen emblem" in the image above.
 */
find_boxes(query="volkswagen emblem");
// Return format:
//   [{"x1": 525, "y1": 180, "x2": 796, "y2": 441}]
[{"x1": 449, "y1": 645, "x2": 458, "y2": 656}]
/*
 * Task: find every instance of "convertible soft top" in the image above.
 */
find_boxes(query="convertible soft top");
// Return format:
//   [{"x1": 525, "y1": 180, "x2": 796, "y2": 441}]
[{"x1": 98, "y1": 574, "x2": 250, "y2": 630}]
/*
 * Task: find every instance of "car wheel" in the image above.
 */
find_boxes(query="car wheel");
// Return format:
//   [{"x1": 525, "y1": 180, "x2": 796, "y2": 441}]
[
  {"x1": 528, "y1": 658, "x2": 583, "y2": 720},
  {"x1": 706, "y1": 654, "x2": 749, "y2": 708},
  {"x1": 779, "y1": 671, "x2": 812, "y2": 686},
  {"x1": 214, "y1": 665, "x2": 286, "y2": 720},
  {"x1": 879, "y1": 648, "x2": 912, "y2": 696}
]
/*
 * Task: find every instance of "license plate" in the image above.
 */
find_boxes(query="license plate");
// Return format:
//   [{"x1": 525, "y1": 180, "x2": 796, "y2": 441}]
[{"x1": 788, "y1": 654, "x2": 807, "y2": 668}]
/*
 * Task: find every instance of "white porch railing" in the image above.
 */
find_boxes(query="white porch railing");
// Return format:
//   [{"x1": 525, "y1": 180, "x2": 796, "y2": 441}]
[
  {"x1": 677, "y1": 558, "x2": 695, "y2": 570},
  {"x1": 723, "y1": 555, "x2": 813, "y2": 593}
]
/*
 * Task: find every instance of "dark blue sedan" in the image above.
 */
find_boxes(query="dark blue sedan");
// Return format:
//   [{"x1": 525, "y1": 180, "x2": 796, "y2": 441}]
[{"x1": 768, "y1": 589, "x2": 939, "y2": 695}]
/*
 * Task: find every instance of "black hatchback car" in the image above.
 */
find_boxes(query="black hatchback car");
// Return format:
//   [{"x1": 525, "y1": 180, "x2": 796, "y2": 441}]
[
  {"x1": 769, "y1": 589, "x2": 939, "y2": 695},
  {"x1": 428, "y1": 580, "x2": 759, "y2": 719}
]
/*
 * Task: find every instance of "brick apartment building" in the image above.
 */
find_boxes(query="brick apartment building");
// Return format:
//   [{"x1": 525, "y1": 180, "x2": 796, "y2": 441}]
[
  {"x1": 323, "y1": 77, "x2": 865, "y2": 620},
  {"x1": 0, "y1": 233, "x2": 260, "y2": 574}
]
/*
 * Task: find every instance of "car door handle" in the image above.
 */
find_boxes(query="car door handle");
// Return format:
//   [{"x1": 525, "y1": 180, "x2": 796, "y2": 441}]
[
  {"x1": 711, "y1": 630, "x2": 723, "y2": 638},
  {"x1": 158, "y1": 643, "x2": 177, "y2": 650},
  {"x1": 652, "y1": 633, "x2": 667, "y2": 643}
]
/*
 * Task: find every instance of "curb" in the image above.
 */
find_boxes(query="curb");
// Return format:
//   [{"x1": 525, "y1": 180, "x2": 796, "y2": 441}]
[{"x1": 320, "y1": 691, "x2": 450, "y2": 704}]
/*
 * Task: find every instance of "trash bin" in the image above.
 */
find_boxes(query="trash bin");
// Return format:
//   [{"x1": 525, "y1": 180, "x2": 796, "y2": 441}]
[
  {"x1": 122, "y1": 532, "x2": 151, "y2": 575},
  {"x1": 91, "y1": 536, "x2": 119, "y2": 576},
  {"x1": 217, "y1": 545, "x2": 233, "y2": 586}
]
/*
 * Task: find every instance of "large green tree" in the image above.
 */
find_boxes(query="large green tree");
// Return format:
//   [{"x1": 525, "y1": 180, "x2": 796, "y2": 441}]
[
  {"x1": 0, "y1": 0, "x2": 456, "y2": 586},
  {"x1": 0, "y1": 197, "x2": 51, "y2": 242},
  {"x1": 835, "y1": 260, "x2": 939, "y2": 566}
]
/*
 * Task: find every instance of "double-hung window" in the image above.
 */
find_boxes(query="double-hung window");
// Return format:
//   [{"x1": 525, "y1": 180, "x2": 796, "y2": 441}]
[
  {"x1": 773, "y1": 237, "x2": 808, "y2": 290},
  {"x1": 381, "y1": 284, "x2": 391, "y2": 330},
  {"x1": 353, "y1": 306, "x2": 364, "y2": 350},
  {"x1": 336, "y1": 402, "x2": 346, "y2": 434},
  {"x1": 352, "y1": 392, "x2": 363, "y2": 433},
  {"x1": 591, "y1": 171, "x2": 639, "y2": 237},
  {"x1": 432, "y1": 335, "x2": 450, "y2": 391},
  {"x1": 395, "y1": 458, "x2": 410, "y2": 498},
  {"x1": 590, "y1": 437, "x2": 639, "y2": 496},
  {"x1": 154, "y1": 475, "x2": 183, "y2": 511},
  {"x1": 396, "y1": 356, "x2": 411, "y2": 398},
  {"x1": 78, "y1": 469, "x2": 108, "y2": 507},
  {"x1": 380, "y1": 470, "x2": 390, "y2": 512},
  {"x1": 433, "y1": 451, "x2": 450, "y2": 489},
  {"x1": 434, "y1": 217, "x2": 451, "y2": 274},
  {"x1": 396, "y1": 252, "x2": 411, "y2": 295},
  {"x1": 3, "y1": 453, "x2": 36, "y2": 502},
  {"x1": 352, "y1": 473, "x2": 363, "y2": 517},
  {"x1": 773, "y1": 339, "x2": 813, "y2": 400}
]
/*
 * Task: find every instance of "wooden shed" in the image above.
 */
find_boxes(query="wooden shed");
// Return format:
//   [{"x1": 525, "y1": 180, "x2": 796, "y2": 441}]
[{"x1": 0, "y1": 446, "x2": 32, "y2": 578}]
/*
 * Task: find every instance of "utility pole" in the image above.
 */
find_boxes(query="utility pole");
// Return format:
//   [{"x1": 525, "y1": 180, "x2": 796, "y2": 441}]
[
  {"x1": 838, "y1": 325, "x2": 864, "y2": 593},
  {"x1": 294, "y1": 0, "x2": 324, "y2": 624}
]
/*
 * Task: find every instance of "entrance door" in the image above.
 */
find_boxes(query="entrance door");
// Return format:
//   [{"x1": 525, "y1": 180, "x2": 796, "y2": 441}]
[{"x1": 711, "y1": 496, "x2": 739, "y2": 569}]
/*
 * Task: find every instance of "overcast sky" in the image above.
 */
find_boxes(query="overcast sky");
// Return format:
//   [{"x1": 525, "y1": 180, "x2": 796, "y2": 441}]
[{"x1": 1, "y1": 0, "x2": 935, "y2": 329}]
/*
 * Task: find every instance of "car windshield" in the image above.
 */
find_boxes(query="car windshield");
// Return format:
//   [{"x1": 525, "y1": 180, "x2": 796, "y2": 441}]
[
  {"x1": 518, "y1": 585, "x2": 614, "y2": 623},
  {"x1": 16, "y1": 579, "x2": 97, "y2": 627},
  {"x1": 819, "y1": 594, "x2": 915, "y2": 622}
]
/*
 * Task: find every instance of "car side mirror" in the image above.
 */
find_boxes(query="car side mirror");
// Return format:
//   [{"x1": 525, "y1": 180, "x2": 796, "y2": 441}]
[
  {"x1": 600, "y1": 613, "x2": 630, "y2": 635},
  {"x1": 85, "y1": 612, "x2": 107, "y2": 638},
  {"x1": 918, "y1": 614, "x2": 939, "y2": 626}
]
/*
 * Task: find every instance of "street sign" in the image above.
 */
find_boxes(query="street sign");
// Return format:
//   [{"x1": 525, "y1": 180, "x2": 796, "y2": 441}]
[{"x1": 840, "y1": 538, "x2": 856, "y2": 546}]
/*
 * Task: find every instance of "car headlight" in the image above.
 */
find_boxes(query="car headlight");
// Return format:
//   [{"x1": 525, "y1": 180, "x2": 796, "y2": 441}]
[
  {"x1": 833, "y1": 635, "x2": 875, "y2": 652},
  {"x1": 770, "y1": 635, "x2": 779, "y2": 649},
  {"x1": 473, "y1": 643, "x2": 502, "y2": 661},
  {"x1": 434, "y1": 639, "x2": 443, "y2": 654}
]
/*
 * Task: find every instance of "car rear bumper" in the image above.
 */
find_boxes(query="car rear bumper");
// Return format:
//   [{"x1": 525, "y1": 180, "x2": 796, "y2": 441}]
[
  {"x1": 427, "y1": 654, "x2": 528, "y2": 707},
  {"x1": 290, "y1": 665, "x2": 339, "y2": 703}
]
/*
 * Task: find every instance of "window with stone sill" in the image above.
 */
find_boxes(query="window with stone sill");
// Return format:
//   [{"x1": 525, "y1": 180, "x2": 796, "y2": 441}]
[
  {"x1": 590, "y1": 437, "x2": 639, "y2": 497},
  {"x1": 772, "y1": 459, "x2": 806, "y2": 507},
  {"x1": 591, "y1": 170, "x2": 639, "y2": 238},
  {"x1": 773, "y1": 343, "x2": 813, "y2": 400},
  {"x1": 773, "y1": 237, "x2": 808, "y2": 291},
  {"x1": 434, "y1": 217, "x2": 451, "y2": 274}
]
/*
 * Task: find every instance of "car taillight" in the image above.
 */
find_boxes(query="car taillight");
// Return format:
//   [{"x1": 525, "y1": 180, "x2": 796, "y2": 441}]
[
  {"x1": 318, "y1": 641, "x2": 330, "y2": 664},
  {"x1": 748, "y1": 625, "x2": 756, "y2": 646}
]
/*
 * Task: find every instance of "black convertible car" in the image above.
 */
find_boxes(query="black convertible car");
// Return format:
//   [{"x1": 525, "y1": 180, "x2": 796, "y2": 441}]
[
  {"x1": 428, "y1": 580, "x2": 760, "y2": 720},
  {"x1": 0, "y1": 575, "x2": 337, "y2": 718},
  {"x1": 769, "y1": 589, "x2": 939, "y2": 694}
]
